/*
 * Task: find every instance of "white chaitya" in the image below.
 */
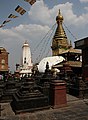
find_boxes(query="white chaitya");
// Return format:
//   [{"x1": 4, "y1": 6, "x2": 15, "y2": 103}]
[
  {"x1": 38, "y1": 56, "x2": 65, "y2": 73},
  {"x1": 20, "y1": 41, "x2": 33, "y2": 76}
]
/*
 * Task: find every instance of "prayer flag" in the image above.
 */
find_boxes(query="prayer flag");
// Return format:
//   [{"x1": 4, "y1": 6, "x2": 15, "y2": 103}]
[
  {"x1": 15, "y1": 5, "x2": 26, "y2": 15},
  {"x1": 0, "y1": 24, "x2": 5, "y2": 28},
  {"x1": 3, "y1": 20, "x2": 11, "y2": 24},
  {"x1": 8, "y1": 14, "x2": 18, "y2": 18},
  {"x1": 24, "y1": 0, "x2": 36, "y2": 5}
]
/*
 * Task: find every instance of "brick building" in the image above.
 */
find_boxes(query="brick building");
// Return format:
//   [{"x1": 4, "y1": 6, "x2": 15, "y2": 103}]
[{"x1": 0, "y1": 47, "x2": 9, "y2": 75}]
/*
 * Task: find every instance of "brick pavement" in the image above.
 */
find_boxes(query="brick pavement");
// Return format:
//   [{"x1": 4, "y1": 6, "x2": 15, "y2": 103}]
[{"x1": 0, "y1": 94, "x2": 88, "y2": 120}]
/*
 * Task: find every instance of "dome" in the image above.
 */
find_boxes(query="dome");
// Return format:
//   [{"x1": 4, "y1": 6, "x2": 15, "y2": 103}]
[{"x1": 38, "y1": 56, "x2": 65, "y2": 72}]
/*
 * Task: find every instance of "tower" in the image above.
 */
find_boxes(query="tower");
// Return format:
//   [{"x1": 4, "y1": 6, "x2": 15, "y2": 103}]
[
  {"x1": 51, "y1": 10, "x2": 82, "y2": 76},
  {"x1": 20, "y1": 41, "x2": 33, "y2": 75},
  {"x1": 22, "y1": 41, "x2": 32, "y2": 67},
  {"x1": 0, "y1": 47, "x2": 9, "y2": 72},
  {"x1": 51, "y1": 9, "x2": 70, "y2": 56}
]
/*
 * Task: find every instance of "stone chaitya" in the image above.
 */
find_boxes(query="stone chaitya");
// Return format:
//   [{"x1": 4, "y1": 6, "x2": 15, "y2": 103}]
[
  {"x1": 1, "y1": 77, "x2": 17, "y2": 103},
  {"x1": 39, "y1": 62, "x2": 53, "y2": 85},
  {"x1": 38, "y1": 62, "x2": 54, "y2": 104},
  {"x1": 0, "y1": 79, "x2": 5, "y2": 102},
  {"x1": 11, "y1": 77, "x2": 50, "y2": 114}
]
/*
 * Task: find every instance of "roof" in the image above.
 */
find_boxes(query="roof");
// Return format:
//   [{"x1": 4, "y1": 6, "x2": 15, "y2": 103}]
[
  {"x1": 0, "y1": 47, "x2": 6, "y2": 52},
  {"x1": 59, "y1": 48, "x2": 82, "y2": 54},
  {"x1": 20, "y1": 69, "x2": 32, "y2": 74},
  {"x1": 22, "y1": 41, "x2": 29, "y2": 48},
  {"x1": 0, "y1": 70, "x2": 9, "y2": 72},
  {"x1": 75, "y1": 37, "x2": 88, "y2": 49},
  {"x1": 54, "y1": 61, "x2": 82, "y2": 68},
  {"x1": 65, "y1": 61, "x2": 82, "y2": 67},
  {"x1": 0, "y1": 47, "x2": 9, "y2": 54}
]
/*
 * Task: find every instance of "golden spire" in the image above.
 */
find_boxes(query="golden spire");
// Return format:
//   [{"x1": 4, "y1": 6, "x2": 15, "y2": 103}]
[
  {"x1": 56, "y1": 9, "x2": 63, "y2": 23},
  {"x1": 54, "y1": 9, "x2": 67, "y2": 39},
  {"x1": 51, "y1": 9, "x2": 70, "y2": 56}
]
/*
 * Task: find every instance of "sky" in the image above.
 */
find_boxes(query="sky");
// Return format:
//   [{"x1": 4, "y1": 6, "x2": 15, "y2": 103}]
[{"x1": 0, "y1": 0, "x2": 88, "y2": 72}]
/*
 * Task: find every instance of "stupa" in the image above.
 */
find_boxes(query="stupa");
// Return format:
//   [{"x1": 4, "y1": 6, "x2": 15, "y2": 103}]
[{"x1": 51, "y1": 9, "x2": 82, "y2": 75}]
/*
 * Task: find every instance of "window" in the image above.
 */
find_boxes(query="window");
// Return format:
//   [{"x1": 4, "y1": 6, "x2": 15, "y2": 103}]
[
  {"x1": 1, "y1": 65, "x2": 5, "y2": 69},
  {"x1": 1, "y1": 59, "x2": 5, "y2": 64}
]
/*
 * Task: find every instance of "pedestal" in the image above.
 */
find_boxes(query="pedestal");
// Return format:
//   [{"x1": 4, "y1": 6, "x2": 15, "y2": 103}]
[{"x1": 50, "y1": 80, "x2": 67, "y2": 108}]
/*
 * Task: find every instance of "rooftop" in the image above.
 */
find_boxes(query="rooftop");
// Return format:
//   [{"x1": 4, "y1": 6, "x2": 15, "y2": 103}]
[{"x1": 59, "y1": 47, "x2": 82, "y2": 54}]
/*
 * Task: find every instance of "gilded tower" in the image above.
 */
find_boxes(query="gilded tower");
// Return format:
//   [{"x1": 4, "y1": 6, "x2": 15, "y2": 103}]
[{"x1": 51, "y1": 9, "x2": 70, "y2": 56}]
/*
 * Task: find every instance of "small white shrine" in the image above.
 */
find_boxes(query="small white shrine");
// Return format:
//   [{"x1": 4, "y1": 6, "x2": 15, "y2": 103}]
[{"x1": 20, "y1": 41, "x2": 33, "y2": 76}]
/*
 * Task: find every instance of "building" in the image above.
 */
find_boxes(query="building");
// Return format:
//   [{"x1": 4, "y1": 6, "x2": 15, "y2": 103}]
[
  {"x1": 75, "y1": 37, "x2": 88, "y2": 80},
  {"x1": 20, "y1": 41, "x2": 33, "y2": 76},
  {"x1": 0, "y1": 47, "x2": 9, "y2": 77},
  {"x1": 51, "y1": 10, "x2": 82, "y2": 75}
]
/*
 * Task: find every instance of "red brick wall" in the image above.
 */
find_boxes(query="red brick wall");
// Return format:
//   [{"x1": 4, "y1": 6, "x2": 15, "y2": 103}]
[{"x1": 0, "y1": 48, "x2": 9, "y2": 72}]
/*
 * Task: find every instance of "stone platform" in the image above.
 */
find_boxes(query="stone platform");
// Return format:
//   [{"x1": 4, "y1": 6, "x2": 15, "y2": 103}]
[{"x1": 0, "y1": 94, "x2": 88, "y2": 120}]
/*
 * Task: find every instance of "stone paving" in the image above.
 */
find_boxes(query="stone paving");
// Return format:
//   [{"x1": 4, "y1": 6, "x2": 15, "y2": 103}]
[{"x1": 0, "y1": 94, "x2": 88, "y2": 120}]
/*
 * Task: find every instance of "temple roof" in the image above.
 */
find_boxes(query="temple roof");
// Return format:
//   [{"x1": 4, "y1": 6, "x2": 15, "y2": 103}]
[
  {"x1": 59, "y1": 47, "x2": 82, "y2": 54},
  {"x1": 65, "y1": 61, "x2": 82, "y2": 67},
  {"x1": 53, "y1": 61, "x2": 82, "y2": 68}
]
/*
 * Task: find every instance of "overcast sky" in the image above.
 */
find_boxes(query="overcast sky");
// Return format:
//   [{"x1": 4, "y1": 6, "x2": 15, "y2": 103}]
[{"x1": 0, "y1": 0, "x2": 88, "y2": 72}]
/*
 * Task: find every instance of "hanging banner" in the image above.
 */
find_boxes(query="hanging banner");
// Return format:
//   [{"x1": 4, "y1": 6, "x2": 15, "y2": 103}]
[
  {"x1": 0, "y1": 24, "x2": 5, "y2": 28},
  {"x1": 24, "y1": 0, "x2": 36, "y2": 5},
  {"x1": 15, "y1": 5, "x2": 26, "y2": 15},
  {"x1": 3, "y1": 20, "x2": 11, "y2": 24},
  {"x1": 8, "y1": 14, "x2": 18, "y2": 18}
]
